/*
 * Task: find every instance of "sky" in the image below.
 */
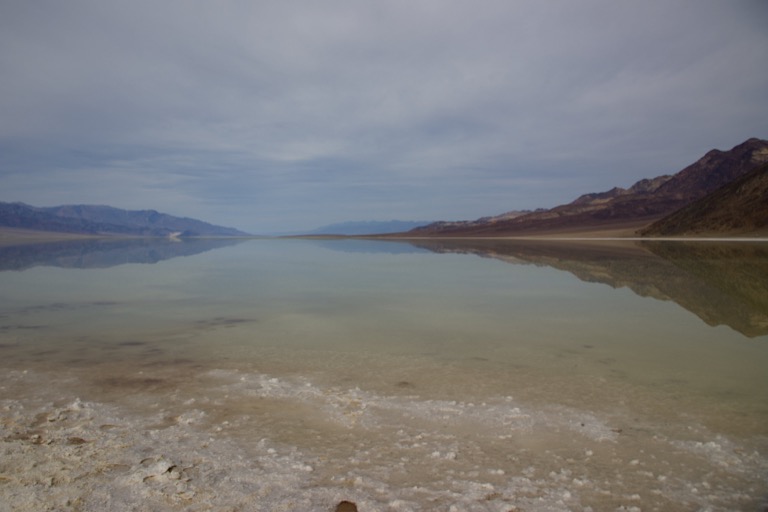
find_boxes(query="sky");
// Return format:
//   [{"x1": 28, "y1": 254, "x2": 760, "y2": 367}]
[{"x1": 1, "y1": 1, "x2": 767, "y2": 234}]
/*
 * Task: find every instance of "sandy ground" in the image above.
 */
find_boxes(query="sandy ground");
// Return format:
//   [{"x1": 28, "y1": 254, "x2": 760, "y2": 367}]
[
  {"x1": 0, "y1": 228, "x2": 97, "y2": 247},
  {"x1": 374, "y1": 218, "x2": 768, "y2": 241}
]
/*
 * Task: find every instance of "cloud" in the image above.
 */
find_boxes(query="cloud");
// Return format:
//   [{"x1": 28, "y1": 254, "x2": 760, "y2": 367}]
[{"x1": 1, "y1": 1, "x2": 767, "y2": 232}]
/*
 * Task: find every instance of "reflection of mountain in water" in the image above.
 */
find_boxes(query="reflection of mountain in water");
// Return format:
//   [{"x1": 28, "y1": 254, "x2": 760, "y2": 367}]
[
  {"x1": 308, "y1": 238, "x2": 431, "y2": 255},
  {"x1": 0, "y1": 238, "x2": 243, "y2": 271},
  {"x1": 407, "y1": 239, "x2": 768, "y2": 338}
]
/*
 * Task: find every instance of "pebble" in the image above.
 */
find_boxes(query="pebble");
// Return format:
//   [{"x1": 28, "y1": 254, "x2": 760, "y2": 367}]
[{"x1": 335, "y1": 500, "x2": 358, "y2": 512}]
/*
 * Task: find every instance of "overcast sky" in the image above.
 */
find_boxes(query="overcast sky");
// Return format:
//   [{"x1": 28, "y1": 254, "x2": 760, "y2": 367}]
[{"x1": 1, "y1": 1, "x2": 767, "y2": 233}]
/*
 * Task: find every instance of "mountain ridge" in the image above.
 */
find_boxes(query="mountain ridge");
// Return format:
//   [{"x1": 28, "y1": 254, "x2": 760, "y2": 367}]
[
  {"x1": 0, "y1": 202, "x2": 249, "y2": 237},
  {"x1": 410, "y1": 137, "x2": 768, "y2": 237},
  {"x1": 639, "y1": 162, "x2": 768, "y2": 236}
]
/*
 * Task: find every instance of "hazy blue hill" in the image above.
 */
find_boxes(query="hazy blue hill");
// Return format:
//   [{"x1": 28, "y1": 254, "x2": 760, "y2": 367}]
[{"x1": 0, "y1": 202, "x2": 249, "y2": 237}]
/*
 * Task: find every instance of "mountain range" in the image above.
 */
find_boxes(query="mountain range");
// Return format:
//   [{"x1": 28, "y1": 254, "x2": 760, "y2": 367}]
[
  {"x1": 3, "y1": 137, "x2": 766, "y2": 239},
  {"x1": 411, "y1": 137, "x2": 768, "y2": 237},
  {"x1": 0, "y1": 203, "x2": 249, "y2": 237}
]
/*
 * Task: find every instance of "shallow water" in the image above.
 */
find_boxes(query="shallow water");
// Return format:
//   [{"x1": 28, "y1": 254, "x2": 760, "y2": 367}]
[{"x1": 1, "y1": 238, "x2": 767, "y2": 511}]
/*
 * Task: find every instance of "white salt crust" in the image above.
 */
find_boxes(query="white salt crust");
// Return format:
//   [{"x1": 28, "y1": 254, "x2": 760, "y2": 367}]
[{"x1": 1, "y1": 369, "x2": 767, "y2": 511}]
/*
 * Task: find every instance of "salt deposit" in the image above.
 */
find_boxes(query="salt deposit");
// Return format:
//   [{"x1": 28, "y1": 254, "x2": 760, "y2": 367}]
[{"x1": 2, "y1": 367, "x2": 766, "y2": 511}]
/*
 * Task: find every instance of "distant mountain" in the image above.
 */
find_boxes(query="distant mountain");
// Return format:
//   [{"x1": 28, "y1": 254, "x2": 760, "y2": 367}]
[
  {"x1": 307, "y1": 220, "x2": 431, "y2": 235},
  {"x1": 411, "y1": 138, "x2": 768, "y2": 236},
  {"x1": 0, "y1": 202, "x2": 249, "y2": 237},
  {"x1": 640, "y1": 162, "x2": 768, "y2": 236}
]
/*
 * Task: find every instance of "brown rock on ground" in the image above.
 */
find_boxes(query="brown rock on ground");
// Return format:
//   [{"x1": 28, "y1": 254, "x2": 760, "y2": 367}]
[{"x1": 335, "y1": 501, "x2": 358, "y2": 512}]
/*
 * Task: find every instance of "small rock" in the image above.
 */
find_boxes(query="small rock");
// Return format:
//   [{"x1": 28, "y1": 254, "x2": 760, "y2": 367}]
[{"x1": 335, "y1": 500, "x2": 358, "y2": 512}]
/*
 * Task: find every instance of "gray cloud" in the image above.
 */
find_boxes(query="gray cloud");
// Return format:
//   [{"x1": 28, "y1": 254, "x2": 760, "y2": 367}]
[{"x1": 1, "y1": 0, "x2": 766, "y2": 232}]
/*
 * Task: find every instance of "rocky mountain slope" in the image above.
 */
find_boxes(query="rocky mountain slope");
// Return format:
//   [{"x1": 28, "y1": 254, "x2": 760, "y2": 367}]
[
  {"x1": 413, "y1": 210, "x2": 535, "y2": 234},
  {"x1": 0, "y1": 202, "x2": 248, "y2": 237},
  {"x1": 411, "y1": 137, "x2": 768, "y2": 236},
  {"x1": 640, "y1": 162, "x2": 768, "y2": 236}
]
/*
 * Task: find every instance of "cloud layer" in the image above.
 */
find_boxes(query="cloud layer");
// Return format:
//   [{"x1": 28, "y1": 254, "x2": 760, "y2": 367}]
[{"x1": 1, "y1": 1, "x2": 767, "y2": 232}]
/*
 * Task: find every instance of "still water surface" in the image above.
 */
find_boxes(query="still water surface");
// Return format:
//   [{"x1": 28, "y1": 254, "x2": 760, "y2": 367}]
[{"x1": 1, "y1": 238, "x2": 766, "y2": 511}]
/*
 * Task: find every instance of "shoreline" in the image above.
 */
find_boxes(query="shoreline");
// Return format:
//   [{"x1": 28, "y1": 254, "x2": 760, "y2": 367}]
[
  {"x1": 4, "y1": 225, "x2": 768, "y2": 245},
  {"x1": 290, "y1": 219, "x2": 768, "y2": 241},
  {"x1": 0, "y1": 228, "x2": 99, "y2": 246},
  {"x1": 372, "y1": 235, "x2": 768, "y2": 242}
]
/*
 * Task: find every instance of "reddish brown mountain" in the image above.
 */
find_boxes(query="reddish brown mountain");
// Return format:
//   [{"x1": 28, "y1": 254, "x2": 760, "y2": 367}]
[
  {"x1": 411, "y1": 138, "x2": 768, "y2": 236},
  {"x1": 640, "y1": 162, "x2": 768, "y2": 236}
]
